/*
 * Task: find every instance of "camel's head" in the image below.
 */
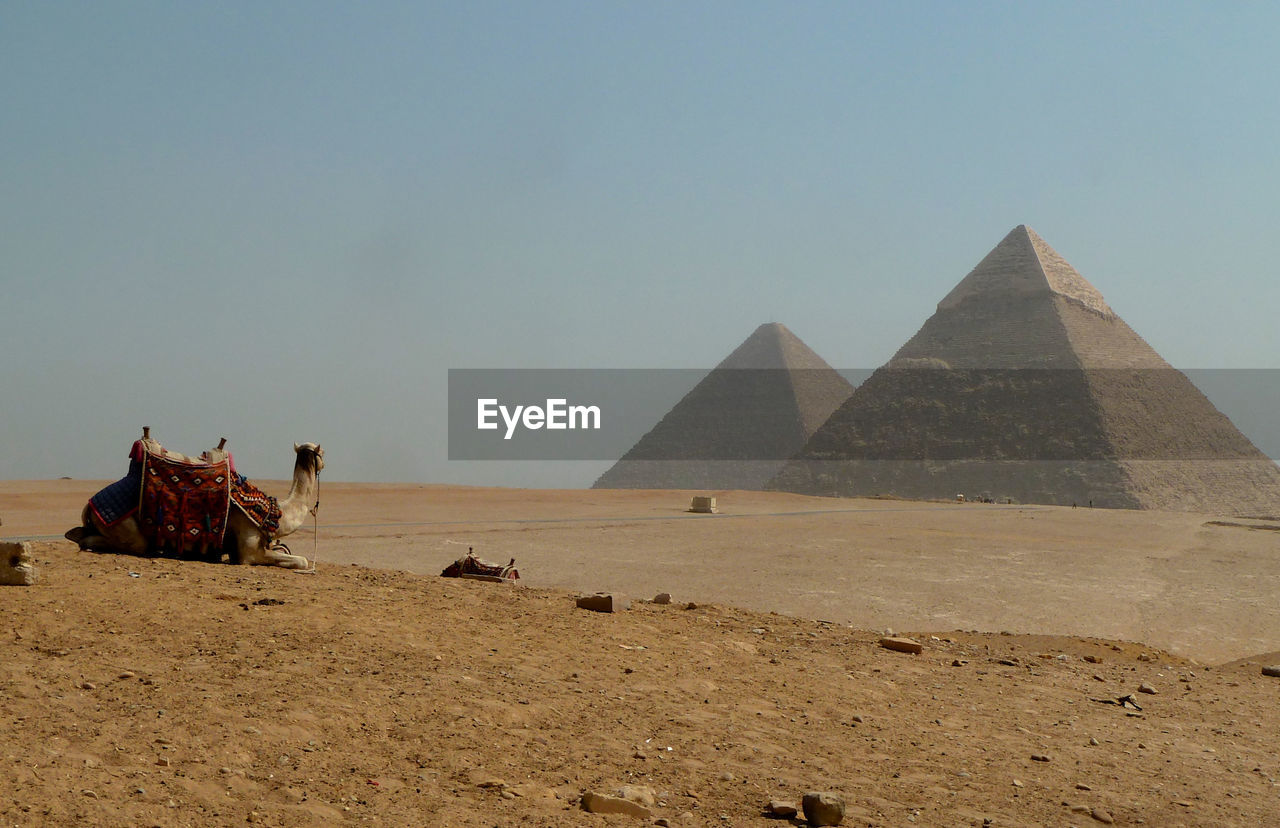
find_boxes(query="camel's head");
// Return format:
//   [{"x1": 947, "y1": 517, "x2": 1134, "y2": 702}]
[{"x1": 293, "y1": 442, "x2": 325, "y2": 475}]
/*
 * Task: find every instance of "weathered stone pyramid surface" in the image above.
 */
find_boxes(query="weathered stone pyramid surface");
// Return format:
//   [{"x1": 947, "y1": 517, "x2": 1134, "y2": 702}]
[
  {"x1": 769, "y1": 226, "x2": 1280, "y2": 515},
  {"x1": 592, "y1": 323, "x2": 855, "y2": 491}
]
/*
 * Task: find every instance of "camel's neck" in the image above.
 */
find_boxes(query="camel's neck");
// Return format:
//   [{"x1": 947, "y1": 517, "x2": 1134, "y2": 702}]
[{"x1": 275, "y1": 456, "x2": 319, "y2": 536}]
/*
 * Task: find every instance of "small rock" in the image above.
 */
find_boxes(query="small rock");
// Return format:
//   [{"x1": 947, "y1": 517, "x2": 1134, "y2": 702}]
[
  {"x1": 1091, "y1": 807, "x2": 1115, "y2": 824},
  {"x1": 801, "y1": 791, "x2": 844, "y2": 826},
  {"x1": 580, "y1": 791, "x2": 651, "y2": 818},
  {"x1": 155, "y1": 757, "x2": 169, "y2": 767},
  {"x1": 1076, "y1": 783, "x2": 1092, "y2": 791},
  {"x1": 717, "y1": 771, "x2": 734, "y2": 782},
  {"x1": 879, "y1": 636, "x2": 923, "y2": 655},
  {"x1": 1089, "y1": 737, "x2": 1100, "y2": 746},
  {"x1": 1031, "y1": 754, "x2": 1051, "y2": 763},
  {"x1": 1261, "y1": 665, "x2": 1280, "y2": 678},
  {"x1": 767, "y1": 800, "x2": 799, "y2": 818},
  {"x1": 615, "y1": 784, "x2": 656, "y2": 807},
  {"x1": 1137, "y1": 683, "x2": 1157, "y2": 695},
  {"x1": 79, "y1": 681, "x2": 96, "y2": 691},
  {"x1": 653, "y1": 593, "x2": 672, "y2": 605},
  {"x1": 577, "y1": 593, "x2": 630, "y2": 613},
  {"x1": 685, "y1": 602, "x2": 698, "y2": 610},
  {"x1": 118, "y1": 671, "x2": 136, "y2": 680},
  {"x1": 655, "y1": 819, "x2": 672, "y2": 827}
]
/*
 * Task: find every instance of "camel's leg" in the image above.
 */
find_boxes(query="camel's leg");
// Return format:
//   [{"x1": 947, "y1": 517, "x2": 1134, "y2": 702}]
[
  {"x1": 236, "y1": 531, "x2": 311, "y2": 570},
  {"x1": 66, "y1": 507, "x2": 101, "y2": 549},
  {"x1": 65, "y1": 525, "x2": 91, "y2": 547},
  {"x1": 69, "y1": 509, "x2": 148, "y2": 555}
]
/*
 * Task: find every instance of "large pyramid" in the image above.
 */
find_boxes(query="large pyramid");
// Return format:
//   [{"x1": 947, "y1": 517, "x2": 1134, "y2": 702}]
[
  {"x1": 592, "y1": 323, "x2": 855, "y2": 491},
  {"x1": 769, "y1": 225, "x2": 1280, "y2": 515}
]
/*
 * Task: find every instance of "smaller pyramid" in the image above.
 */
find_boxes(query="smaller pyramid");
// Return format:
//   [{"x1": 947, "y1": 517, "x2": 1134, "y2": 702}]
[{"x1": 592, "y1": 323, "x2": 855, "y2": 491}]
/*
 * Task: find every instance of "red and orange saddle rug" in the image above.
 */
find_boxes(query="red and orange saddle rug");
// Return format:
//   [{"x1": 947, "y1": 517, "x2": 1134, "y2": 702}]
[
  {"x1": 230, "y1": 476, "x2": 282, "y2": 534},
  {"x1": 139, "y1": 451, "x2": 232, "y2": 557}
]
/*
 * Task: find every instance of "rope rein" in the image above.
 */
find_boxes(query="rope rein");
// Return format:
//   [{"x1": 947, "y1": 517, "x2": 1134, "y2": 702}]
[{"x1": 309, "y1": 463, "x2": 320, "y2": 569}]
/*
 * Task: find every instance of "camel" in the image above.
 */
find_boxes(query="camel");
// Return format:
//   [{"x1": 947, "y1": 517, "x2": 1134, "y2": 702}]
[{"x1": 66, "y1": 442, "x2": 323, "y2": 570}]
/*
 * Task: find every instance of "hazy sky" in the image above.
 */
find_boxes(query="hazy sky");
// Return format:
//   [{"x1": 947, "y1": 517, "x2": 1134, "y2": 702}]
[{"x1": 4, "y1": 2, "x2": 1279, "y2": 486}]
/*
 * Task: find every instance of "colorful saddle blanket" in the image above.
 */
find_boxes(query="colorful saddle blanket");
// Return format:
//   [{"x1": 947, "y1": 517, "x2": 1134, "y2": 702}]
[
  {"x1": 230, "y1": 475, "x2": 283, "y2": 533},
  {"x1": 139, "y1": 452, "x2": 232, "y2": 556},
  {"x1": 88, "y1": 438, "x2": 236, "y2": 528},
  {"x1": 88, "y1": 467, "x2": 143, "y2": 527},
  {"x1": 441, "y1": 551, "x2": 520, "y2": 581}
]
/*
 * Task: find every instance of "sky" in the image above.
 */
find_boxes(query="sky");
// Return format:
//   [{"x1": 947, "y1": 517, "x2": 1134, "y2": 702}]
[{"x1": 3, "y1": 1, "x2": 1279, "y2": 486}]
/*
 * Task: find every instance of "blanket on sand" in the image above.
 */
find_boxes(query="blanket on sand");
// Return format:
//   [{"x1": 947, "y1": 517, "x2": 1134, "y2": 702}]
[{"x1": 441, "y1": 550, "x2": 520, "y2": 581}]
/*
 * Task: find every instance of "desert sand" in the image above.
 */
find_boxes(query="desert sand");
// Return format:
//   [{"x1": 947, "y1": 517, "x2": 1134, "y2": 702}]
[{"x1": 3, "y1": 481, "x2": 1280, "y2": 826}]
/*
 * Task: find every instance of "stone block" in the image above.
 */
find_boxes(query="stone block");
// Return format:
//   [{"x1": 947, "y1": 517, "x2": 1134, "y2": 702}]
[
  {"x1": 1, "y1": 541, "x2": 37, "y2": 586},
  {"x1": 878, "y1": 636, "x2": 923, "y2": 655},
  {"x1": 580, "y1": 791, "x2": 651, "y2": 818},
  {"x1": 576, "y1": 593, "x2": 629, "y2": 613},
  {"x1": 689, "y1": 496, "x2": 717, "y2": 513},
  {"x1": 767, "y1": 799, "x2": 799, "y2": 818}
]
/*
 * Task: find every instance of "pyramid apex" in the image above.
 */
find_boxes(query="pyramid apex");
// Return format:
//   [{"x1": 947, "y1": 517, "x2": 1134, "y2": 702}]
[
  {"x1": 937, "y1": 226, "x2": 1113, "y2": 317},
  {"x1": 717, "y1": 322, "x2": 829, "y2": 370}
]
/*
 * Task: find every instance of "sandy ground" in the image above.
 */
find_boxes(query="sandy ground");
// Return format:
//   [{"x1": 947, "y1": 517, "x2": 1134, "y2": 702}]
[
  {"x1": 8, "y1": 480, "x2": 1280, "y2": 663},
  {"x1": 3, "y1": 481, "x2": 1280, "y2": 826}
]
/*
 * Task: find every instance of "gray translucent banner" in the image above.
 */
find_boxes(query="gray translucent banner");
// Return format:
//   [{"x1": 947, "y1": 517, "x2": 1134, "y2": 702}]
[{"x1": 448, "y1": 368, "x2": 1280, "y2": 461}]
